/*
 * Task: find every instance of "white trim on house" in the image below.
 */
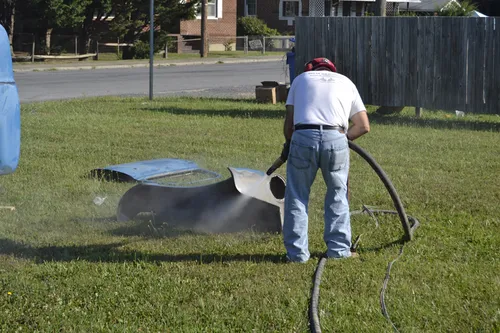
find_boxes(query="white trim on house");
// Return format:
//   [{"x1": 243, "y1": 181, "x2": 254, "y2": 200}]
[
  {"x1": 218, "y1": 0, "x2": 223, "y2": 18},
  {"x1": 406, "y1": 0, "x2": 455, "y2": 12}
]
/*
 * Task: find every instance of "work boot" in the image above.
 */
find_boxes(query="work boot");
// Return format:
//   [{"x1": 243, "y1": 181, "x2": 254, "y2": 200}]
[
  {"x1": 350, "y1": 251, "x2": 359, "y2": 258},
  {"x1": 326, "y1": 251, "x2": 359, "y2": 259}
]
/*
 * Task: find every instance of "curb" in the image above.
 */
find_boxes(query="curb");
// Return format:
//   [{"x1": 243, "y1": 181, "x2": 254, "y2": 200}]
[{"x1": 13, "y1": 56, "x2": 284, "y2": 73}]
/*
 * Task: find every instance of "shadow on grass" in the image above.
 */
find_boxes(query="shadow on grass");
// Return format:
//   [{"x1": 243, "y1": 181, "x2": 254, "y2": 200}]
[
  {"x1": 0, "y1": 238, "x2": 288, "y2": 264},
  {"x1": 71, "y1": 216, "x2": 119, "y2": 223},
  {"x1": 169, "y1": 97, "x2": 263, "y2": 104},
  {"x1": 0, "y1": 235, "x2": 404, "y2": 265},
  {"x1": 71, "y1": 216, "x2": 203, "y2": 238},
  {"x1": 109, "y1": 219, "x2": 205, "y2": 238},
  {"x1": 356, "y1": 239, "x2": 405, "y2": 253},
  {"x1": 369, "y1": 113, "x2": 500, "y2": 132},
  {"x1": 144, "y1": 106, "x2": 284, "y2": 119}
]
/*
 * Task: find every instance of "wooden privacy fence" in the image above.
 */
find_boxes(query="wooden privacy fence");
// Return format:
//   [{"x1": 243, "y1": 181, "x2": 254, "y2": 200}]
[{"x1": 295, "y1": 17, "x2": 500, "y2": 114}]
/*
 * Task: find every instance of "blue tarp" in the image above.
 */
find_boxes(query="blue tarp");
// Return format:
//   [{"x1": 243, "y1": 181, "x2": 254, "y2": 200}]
[{"x1": 0, "y1": 25, "x2": 21, "y2": 175}]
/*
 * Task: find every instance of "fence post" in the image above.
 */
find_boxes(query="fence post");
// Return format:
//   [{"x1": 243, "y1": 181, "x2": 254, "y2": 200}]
[
  {"x1": 244, "y1": 36, "x2": 248, "y2": 54},
  {"x1": 415, "y1": 107, "x2": 422, "y2": 118},
  {"x1": 95, "y1": 40, "x2": 99, "y2": 60},
  {"x1": 164, "y1": 43, "x2": 168, "y2": 59},
  {"x1": 178, "y1": 36, "x2": 183, "y2": 54},
  {"x1": 117, "y1": 37, "x2": 120, "y2": 55},
  {"x1": 75, "y1": 35, "x2": 78, "y2": 55},
  {"x1": 31, "y1": 34, "x2": 35, "y2": 63},
  {"x1": 262, "y1": 36, "x2": 266, "y2": 54}
]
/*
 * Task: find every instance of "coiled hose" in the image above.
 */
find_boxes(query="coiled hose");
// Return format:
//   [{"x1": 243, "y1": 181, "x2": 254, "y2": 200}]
[{"x1": 308, "y1": 141, "x2": 420, "y2": 333}]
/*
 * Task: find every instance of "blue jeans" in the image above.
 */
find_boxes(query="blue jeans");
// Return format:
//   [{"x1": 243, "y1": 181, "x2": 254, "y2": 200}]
[{"x1": 283, "y1": 129, "x2": 351, "y2": 262}]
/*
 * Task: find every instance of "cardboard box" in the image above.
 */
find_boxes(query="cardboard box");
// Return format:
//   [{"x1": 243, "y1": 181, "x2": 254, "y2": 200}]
[
  {"x1": 256, "y1": 81, "x2": 289, "y2": 104},
  {"x1": 255, "y1": 86, "x2": 277, "y2": 104}
]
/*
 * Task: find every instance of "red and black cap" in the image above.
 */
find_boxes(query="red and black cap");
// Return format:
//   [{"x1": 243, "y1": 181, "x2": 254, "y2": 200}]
[{"x1": 304, "y1": 57, "x2": 337, "y2": 72}]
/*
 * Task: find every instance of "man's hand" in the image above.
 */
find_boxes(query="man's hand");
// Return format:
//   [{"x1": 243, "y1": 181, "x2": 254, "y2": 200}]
[{"x1": 346, "y1": 111, "x2": 370, "y2": 141}]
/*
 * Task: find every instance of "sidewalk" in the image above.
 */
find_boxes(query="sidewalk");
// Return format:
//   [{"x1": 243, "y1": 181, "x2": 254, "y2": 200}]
[{"x1": 12, "y1": 55, "x2": 285, "y2": 72}]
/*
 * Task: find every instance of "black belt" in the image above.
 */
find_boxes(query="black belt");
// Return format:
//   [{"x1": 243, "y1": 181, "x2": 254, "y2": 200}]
[{"x1": 294, "y1": 124, "x2": 345, "y2": 133}]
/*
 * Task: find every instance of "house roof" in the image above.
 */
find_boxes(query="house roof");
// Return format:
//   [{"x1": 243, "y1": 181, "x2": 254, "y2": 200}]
[
  {"x1": 470, "y1": 10, "x2": 488, "y2": 17},
  {"x1": 405, "y1": 0, "x2": 457, "y2": 12}
]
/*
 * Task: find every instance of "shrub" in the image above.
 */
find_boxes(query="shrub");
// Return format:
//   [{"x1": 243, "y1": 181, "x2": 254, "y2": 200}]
[
  {"x1": 128, "y1": 33, "x2": 175, "y2": 59},
  {"x1": 237, "y1": 17, "x2": 280, "y2": 36},
  {"x1": 132, "y1": 40, "x2": 150, "y2": 59},
  {"x1": 223, "y1": 39, "x2": 234, "y2": 51},
  {"x1": 438, "y1": 0, "x2": 477, "y2": 16}
]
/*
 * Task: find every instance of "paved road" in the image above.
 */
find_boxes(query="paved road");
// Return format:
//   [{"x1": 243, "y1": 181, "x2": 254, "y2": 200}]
[{"x1": 15, "y1": 61, "x2": 289, "y2": 103}]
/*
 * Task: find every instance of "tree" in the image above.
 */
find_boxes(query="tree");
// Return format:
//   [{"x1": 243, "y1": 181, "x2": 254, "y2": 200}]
[
  {"x1": 0, "y1": 0, "x2": 16, "y2": 55},
  {"x1": 438, "y1": 0, "x2": 477, "y2": 16},
  {"x1": 17, "y1": 0, "x2": 92, "y2": 54},
  {"x1": 79, "y1": 0, "x2": 113, "y2": 54},
  {"x1": 108, "y1": 0, "x2": 198, "y2": 59},
  {"x1": 13, "y1": 0, "x2": 197, "y2": 58}
]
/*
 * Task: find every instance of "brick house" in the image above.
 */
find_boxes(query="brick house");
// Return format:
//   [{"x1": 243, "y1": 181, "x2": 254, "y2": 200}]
[
  {"x1": 237, "y1": 0, "x2": 421, "y2": 34},
  {"x1": 177, "y1": 0, "x2": 237, "y2": 52}
]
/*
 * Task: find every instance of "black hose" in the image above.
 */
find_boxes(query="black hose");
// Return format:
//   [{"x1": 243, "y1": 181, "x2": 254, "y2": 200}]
[
  {"x1": 348, "y1": 140, "x2": 417, "y2": 241},
  {"x1": 310, "y1": 255, "x2": 327, "y2": 333},
  {"x1": 308, "y1": 141, "x2": 420, "y2": 333}
]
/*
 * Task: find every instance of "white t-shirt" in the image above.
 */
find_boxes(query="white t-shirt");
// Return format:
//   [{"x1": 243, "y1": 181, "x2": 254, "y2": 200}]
[{"x1": 285, "y1": 71, "x2": 366, "y2": 130}]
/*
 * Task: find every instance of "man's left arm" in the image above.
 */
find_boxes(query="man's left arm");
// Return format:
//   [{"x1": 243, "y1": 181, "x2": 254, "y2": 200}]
[{"x1": 284, "y1": 105, "x2": 294, "y2": 140}]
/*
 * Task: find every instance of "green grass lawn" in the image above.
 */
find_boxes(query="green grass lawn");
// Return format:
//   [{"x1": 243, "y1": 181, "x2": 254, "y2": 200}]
[{"x1": 0, "y1": 97, "x2": 499, "y2": 332}]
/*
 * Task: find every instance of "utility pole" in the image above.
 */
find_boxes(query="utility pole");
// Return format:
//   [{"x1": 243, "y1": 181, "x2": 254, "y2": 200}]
[
  {"x1": 375, "y1": 0, "x2": 387, "y2": 16},
  {"x1": 200, "y1": 0, "x2": 208, "y2": 57},
  {"x1": 149, "y1": 0, "x2": 154, "y2": 100}
]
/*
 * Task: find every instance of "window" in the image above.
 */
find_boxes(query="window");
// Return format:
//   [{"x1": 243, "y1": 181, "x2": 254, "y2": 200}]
[
  {"x1": 207, "y1": 0, "x2": 216, "y2": 17},
  {"x1": 279, "y1": 0, "x2": 302, "y2": 21},
  {"x1": 245, "y1": 0, "x2": 257, "y2": 16},
  {"x1": 283, "y1": 1, "x2": 299, "y2": 17},
  {"x1": 196, "y1": 0, "x2": 223, "y2": 19}
]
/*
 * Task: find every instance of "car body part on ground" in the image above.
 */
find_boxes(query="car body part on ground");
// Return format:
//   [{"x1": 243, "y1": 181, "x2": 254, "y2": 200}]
[
  {"x1": 117, "y1": 167, "x2": 285, "y2": 234},
  {"x1": 0, "y1": 25, "x2": 21, "y2": 176},
  {"x1": 89, "y1": 158, "x2": 221, "y2": 185}
]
